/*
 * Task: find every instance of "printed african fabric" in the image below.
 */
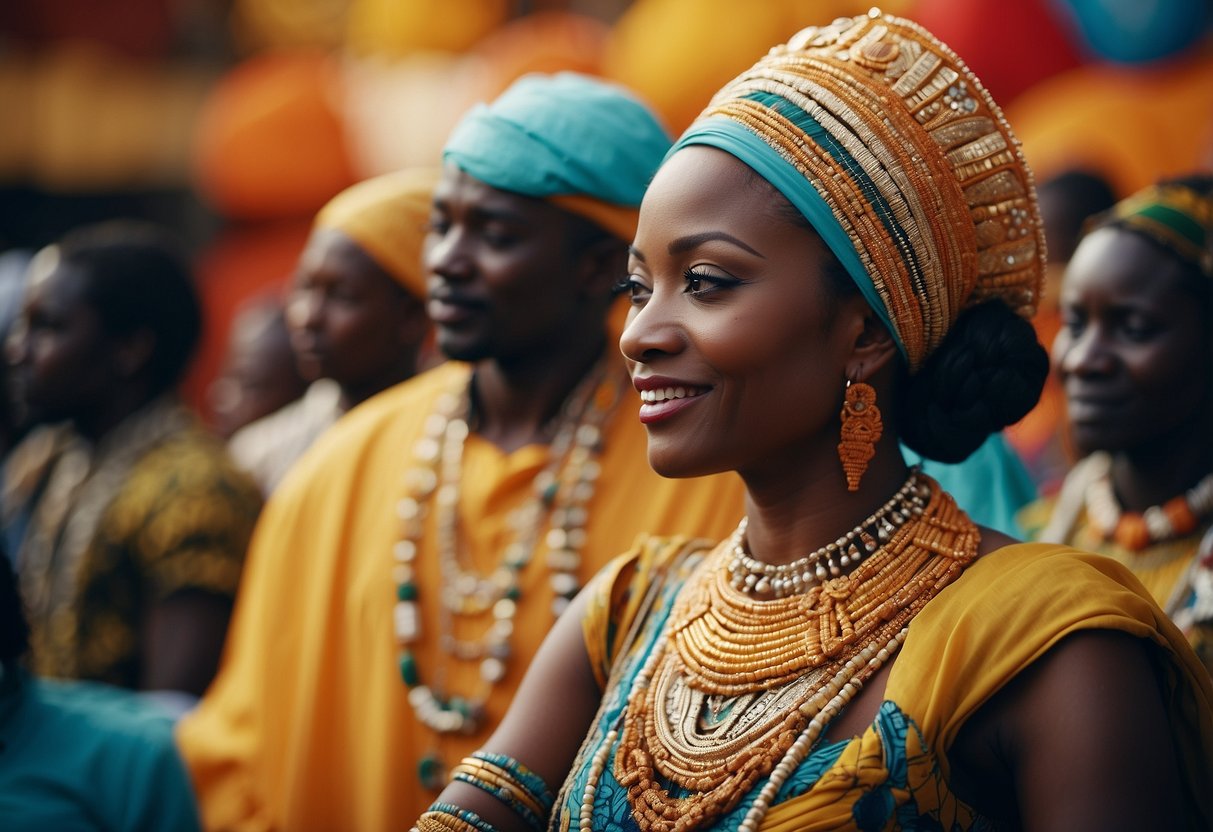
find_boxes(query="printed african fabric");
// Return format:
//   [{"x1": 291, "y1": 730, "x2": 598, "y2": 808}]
[
  {"x1": 557, "y1": 538, "x2": 1213, "y2": 830},
  {"x1": 7, "y1": 397, "x2": 261, "y2": 688}
]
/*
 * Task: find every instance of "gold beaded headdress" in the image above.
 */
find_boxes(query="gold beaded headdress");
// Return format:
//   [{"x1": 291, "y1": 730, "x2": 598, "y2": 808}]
[{"x1": 667, "y1": 9, "x2": 1046, "y2": 371}]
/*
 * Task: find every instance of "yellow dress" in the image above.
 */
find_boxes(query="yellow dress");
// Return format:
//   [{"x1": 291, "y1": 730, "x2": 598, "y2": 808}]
[
  {"x1": 564, "y1": 539, "x2": 1213, "y2": 830},
  {"x1": 177, "y1": 361, "x2": 748, "y2": 831}
]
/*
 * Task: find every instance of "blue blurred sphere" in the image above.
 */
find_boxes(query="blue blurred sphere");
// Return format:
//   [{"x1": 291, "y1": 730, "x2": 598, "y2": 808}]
[{"x1": 1058, "y1": 0, "x2": 1213, "y2": 63}]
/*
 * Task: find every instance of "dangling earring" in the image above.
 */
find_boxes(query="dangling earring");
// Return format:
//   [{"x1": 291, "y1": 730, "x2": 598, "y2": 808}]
[{"x1": 838, "y1": 377, "x2": 882, "y2": 492}]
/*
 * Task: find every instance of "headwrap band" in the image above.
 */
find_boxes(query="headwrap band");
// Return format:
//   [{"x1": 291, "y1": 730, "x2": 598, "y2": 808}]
[
  {"x1": 442, "y1": 72, "x2": 672, "y2": 241},
  {"x1": 314, "y1": 167, "x2": 441, "y2": 298},
  {"x1": 1103, "y1": 182, "x2": 1213, "y2": 279},
  {"x1": 669, "y1": 10, "x2": 1045, "y2": 371}
]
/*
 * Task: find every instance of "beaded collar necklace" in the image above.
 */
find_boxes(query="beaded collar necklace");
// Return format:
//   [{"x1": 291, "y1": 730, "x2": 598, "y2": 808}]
[
  {"x1": 570, "y1": 474, "x2": 980, "y2": 831},
  {"x1": 727, "y1": 470, "x2": 928, "y2": 597},
  {"x1": 392, "y1": 361, "x2": 624, "y2": 785},
  {"x1": 1086, "y1": 466, "x2": 1213, "y2": 552}
]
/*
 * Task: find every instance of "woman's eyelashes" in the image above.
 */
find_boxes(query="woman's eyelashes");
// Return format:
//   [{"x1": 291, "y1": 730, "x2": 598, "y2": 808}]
[{"x1": 683, "y1": 268, "x2": 740, "y2": 299}]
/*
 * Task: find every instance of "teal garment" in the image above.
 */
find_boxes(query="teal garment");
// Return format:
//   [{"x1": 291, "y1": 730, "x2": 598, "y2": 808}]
[
  {"x1": 903, "y1": 433, "x2": 1037, "y2": 538},
  {"x1": 0, "y1": 668, "x2": 201, "y2": 832},
  {"x1": 442, "y1": 72, "x2": 672, "y2": 205}
]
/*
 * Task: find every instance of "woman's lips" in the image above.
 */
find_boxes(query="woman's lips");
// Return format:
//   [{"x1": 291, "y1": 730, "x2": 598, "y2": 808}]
[{"x1": 637, "y1": 385, "x2": 709, "y2": 424}]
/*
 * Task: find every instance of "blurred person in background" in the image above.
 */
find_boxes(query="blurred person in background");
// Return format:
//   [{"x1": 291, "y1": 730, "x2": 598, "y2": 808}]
[
  {"x1": 225, "y1": 167, "x2": 438, "y2": 495},
  {"x1": 0, "y1": 542, "x2": 203, "y2": 831},
  {"x1": 177, "y1": 72, "x2": 749, "y2": 831},
  {"x1": 208, "y1": 292, "x2": 309, "y2": 442},
  {"x1": 1030, "y1": 174, "x2": 1213, "y2": 674},
  {"x1": 2, "y1": 221, "x2": 261, "y2": 713},
  {"x1": 1006, "y1": 168, "x2": 1118, "y2": 496}
]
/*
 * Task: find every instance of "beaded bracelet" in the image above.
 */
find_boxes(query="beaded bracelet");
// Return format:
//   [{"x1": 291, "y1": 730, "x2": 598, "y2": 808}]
[
  {"x1": 414, "y1": 802, "x2": 499, "y2": 832},
  {"x1": 471, "y1": 752, "x2": 555, "y2": 815},
  {"x1": 451, "y1": 766, "x2": 545, "y2": 831}
]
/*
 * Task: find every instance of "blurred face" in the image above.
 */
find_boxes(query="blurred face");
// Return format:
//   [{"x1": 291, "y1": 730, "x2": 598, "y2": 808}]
[
  {"x1": 208, "y1": 306, "x2": 306, "y2": 439},
  {"x1": 423, "y1": 164, "x2": 591, "y2": 364},
  {"x1": 619, "y1": 146, "x2": 859, "y2": 480},
  {"x1": 286, "y1": 228, "x2": 422, "y2": 393},
  {"x1": 1054, "y1": 226, "x2": 1212, "y2": 457},
  {"x1": 5, "y1": 260, "x2": 115, "y2": 425}
]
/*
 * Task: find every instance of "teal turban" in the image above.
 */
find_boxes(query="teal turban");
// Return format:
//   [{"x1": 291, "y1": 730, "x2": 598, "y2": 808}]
[{"x1": 442, "y1": 73, "x2": 671, "y2": 239}]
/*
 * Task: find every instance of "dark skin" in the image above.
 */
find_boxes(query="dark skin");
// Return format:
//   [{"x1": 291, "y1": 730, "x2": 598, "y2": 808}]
[
  {"x1": 6, "y1": 262, "x2": 230, "y2": 697},
  {"x1": 287, "y1": 228, "x2": 429, "y2": 412},
  {"x1": 432, "y1": 147, "x2": 1188, "y2": 830},
  {"x1": 423, "y1": 163, "x2": 626, "y2": 453},
  {"x1": 1053, "y1": 226, "x2": 1213, "y2": 513}
]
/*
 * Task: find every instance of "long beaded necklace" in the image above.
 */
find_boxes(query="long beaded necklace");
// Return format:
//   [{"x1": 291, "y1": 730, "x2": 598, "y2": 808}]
[
  {"x1": 579, "y1": 475, "x2": 979, "y2": 831},
  {"x1": 392, "y1": 362, "x2": 624, "y2": 787},
  {"x1": 1085, "y1": 458, "x2": 1213, "y2": 552}
]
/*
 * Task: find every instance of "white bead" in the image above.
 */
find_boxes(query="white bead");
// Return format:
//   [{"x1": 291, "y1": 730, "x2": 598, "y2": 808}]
[{"x1": 393, "y1": 601, "x2": 419, "y2": 642}]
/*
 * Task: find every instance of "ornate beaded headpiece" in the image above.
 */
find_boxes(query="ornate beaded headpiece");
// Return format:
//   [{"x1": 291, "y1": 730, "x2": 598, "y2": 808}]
[
  {"x1": 668, "y1": 9, "x2": 1046, "y2": 371},
  {"x1": 1099, "y1": 180, "x2": 1213, "y2": 280}
]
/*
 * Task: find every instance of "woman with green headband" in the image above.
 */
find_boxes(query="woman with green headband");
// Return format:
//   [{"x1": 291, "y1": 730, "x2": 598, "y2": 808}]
[
  {"x1": 1032, "y1": 174, "x2": 1213, "y2": 675},
  {"x1": 415, "y1": 14, "x2": 1213, "y2": 832}
]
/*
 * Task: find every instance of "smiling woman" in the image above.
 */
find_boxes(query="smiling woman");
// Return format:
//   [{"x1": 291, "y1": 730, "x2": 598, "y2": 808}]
[
  {"x1": 417, "y1": 12, "x2": 1213, "y2": 832},
  {"x1": 1034, "y1": 174, "x2": 1213, "y2": 670}
]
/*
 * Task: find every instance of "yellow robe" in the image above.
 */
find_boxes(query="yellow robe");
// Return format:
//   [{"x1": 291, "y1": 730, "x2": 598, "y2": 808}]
[
  {"x1": 176, "y1": 361, "x2": 747, "y2": 831},
  {"x1": 763, "y1": 543, "x2": 1213, "y2": 829}
]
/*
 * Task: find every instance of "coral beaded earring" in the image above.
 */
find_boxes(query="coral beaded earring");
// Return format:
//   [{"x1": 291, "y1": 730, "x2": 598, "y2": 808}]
[{"x1": 838, "y1": 377, "x2": 882, "y2": 491}]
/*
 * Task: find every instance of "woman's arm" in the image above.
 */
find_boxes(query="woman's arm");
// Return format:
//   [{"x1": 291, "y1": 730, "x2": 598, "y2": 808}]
[
  {"x1": 423, "y1": 581, "x2": 605, "y2": 831},
  {"x1": 955, "y1": 629, "x2": 1187, "y2": 831}
]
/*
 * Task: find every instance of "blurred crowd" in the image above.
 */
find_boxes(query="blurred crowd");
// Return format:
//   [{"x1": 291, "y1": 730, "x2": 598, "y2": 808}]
[{"x1": 0, "y1": 0, "x2": 1211, "y2": 829}]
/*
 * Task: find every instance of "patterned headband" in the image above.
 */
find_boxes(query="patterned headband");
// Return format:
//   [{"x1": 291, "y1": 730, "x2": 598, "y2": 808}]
[
  {"x1": 1103, "y1": 182, "x2": 1213, "y2": 279},
  {"x1": 669, "y1": 10, "x2": 1045, "y2": 371}
]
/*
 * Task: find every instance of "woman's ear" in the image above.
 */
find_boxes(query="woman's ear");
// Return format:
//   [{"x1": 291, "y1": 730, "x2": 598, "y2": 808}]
[
  {"x1": 845, "y1": 299, "x2": 900, "y2": 381},
  {"x1": 112, "y1": 329, "x2": 156, "y2": 380}
]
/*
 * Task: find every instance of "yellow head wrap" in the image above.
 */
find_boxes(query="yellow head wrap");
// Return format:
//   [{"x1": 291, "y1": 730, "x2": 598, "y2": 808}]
[
  {"x1": 671, "y1": 10, "x2": 1046, "y2": 371},
  {"x1": 313, "y1": 167, "x2": 441, "y2": 299}
]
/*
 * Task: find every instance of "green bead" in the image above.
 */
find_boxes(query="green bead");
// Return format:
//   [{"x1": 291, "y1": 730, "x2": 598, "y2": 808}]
[
  {"x1": 398, "y1": 651, "x2": 419, "y2": 687},
  {"x1": 418, "y1": 753, "x2": 445, "y2": 790},
  {"x1": 396, "y1": 582, "x2": 417, "y2": 601},
  {"x1": 506, "y1": 586, "x2": 522, "y2": 601}
]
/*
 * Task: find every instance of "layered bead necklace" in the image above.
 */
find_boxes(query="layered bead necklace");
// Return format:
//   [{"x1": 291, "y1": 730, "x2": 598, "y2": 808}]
[
  {"x1": 580, "y1": 473, "x2": 979, "y2": 831},
  {"x1": 1086, "y1": 462, "x2": 1213, "y2": 552},
  {"x1": 392, "y1": 362, "x2": 624, "y2": 786}
]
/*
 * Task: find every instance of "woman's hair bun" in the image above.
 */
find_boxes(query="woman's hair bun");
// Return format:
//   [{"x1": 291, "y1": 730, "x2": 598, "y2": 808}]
[{"x1": 896, "y1": 300, "x2": 1048, "y2": 463}]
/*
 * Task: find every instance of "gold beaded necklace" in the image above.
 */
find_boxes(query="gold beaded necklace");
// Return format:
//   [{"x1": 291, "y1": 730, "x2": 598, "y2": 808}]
[
  {"x1": 392, "y1": 362, "x2": 624, "y2": 786},
  {"x1": 589, "y1": 475, "x2": 978, "y2": 831}
]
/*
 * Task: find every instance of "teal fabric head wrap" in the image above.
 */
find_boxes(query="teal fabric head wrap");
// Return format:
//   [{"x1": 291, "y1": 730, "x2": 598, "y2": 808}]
[{"x1": 442, "y1": 72, "x2": 671, "y2": 208}]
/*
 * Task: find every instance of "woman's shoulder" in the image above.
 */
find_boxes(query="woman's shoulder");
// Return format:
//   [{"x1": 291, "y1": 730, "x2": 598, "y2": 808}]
[{"x1": 889, "y1": 541, "x2": 1203, "y2": 749}]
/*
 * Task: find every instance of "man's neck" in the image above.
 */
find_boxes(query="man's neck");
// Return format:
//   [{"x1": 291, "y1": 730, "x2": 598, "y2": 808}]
[{"x1": 469, "y1": 339, "x2": 608, "y2": 454}]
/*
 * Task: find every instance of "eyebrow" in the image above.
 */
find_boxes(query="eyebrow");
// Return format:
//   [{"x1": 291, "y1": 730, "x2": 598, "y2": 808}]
[{"x1": 669, "y1": 231, "x2": 766, "y2": 258}]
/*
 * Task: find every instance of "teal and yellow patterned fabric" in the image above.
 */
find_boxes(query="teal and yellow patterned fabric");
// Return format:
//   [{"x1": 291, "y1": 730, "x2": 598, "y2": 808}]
[{"x1": 558, "y1": 537, "x2": 1213, "y2": 830}]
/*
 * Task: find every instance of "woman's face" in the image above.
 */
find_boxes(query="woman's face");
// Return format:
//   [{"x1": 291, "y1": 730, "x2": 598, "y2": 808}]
[
  {"x1": 1053, "y1": 226, "x2": 1212, "y2": 457},
  {"x1": 620, "y1": 146, "x2": 861, "y2": 480}
]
